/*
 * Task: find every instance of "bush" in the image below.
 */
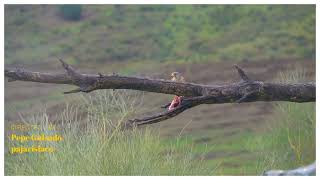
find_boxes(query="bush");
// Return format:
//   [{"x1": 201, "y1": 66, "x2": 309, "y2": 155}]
[{"x1": 59, "y1": 5, "x2": 82, "y2": 21}]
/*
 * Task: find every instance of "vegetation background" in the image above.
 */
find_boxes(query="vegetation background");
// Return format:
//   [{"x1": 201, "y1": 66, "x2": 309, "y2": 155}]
[{"x1": 4, "y1": 5, "x2": 315, "y2": 175}]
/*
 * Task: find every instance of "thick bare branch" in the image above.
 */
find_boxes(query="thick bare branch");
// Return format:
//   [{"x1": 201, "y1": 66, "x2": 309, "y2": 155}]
[
  {"x1": 263, "y1": 162, "x2": 316, "y2": 176},
  {"x1": 5, "y1": 60, "x2": 315, "y2": 101},
  {"x1": 5, "y1": 59, "x2": 204, "y2": 97},
  {"x1": 5, "y1": 60, "x2": 315, "y2": 126}
]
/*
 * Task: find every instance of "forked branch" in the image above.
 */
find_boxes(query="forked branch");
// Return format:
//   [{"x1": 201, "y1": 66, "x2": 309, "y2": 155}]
[{"x1": 5, "y1": 59, "x2": 315, "y2": 127}]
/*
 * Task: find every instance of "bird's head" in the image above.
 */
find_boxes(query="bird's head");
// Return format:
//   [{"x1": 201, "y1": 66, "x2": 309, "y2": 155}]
[
  {"x1": 171, "y1": 72, "x2": 180, "y2": 78},
  {"x1": 170, "y1": 72, "x2": 185, "y2": 82}
]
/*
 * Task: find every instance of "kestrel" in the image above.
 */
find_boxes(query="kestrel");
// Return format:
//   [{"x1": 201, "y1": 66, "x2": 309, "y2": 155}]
[{"x1": 168, "y1": 72, "x2": 185, "y2": 111}]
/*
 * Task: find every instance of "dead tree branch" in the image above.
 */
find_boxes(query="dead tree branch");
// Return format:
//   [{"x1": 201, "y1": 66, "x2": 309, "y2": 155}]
[
  {"x1": 5, "y1": 59, "x2": 315, "y2": 127},
  {"x1": 263, "y1": 161, "x2": 316, "y2": 176}
]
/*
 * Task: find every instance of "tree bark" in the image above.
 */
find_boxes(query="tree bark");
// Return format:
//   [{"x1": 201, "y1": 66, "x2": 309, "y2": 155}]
[{"x1": 5, "y1": 59, "x2": 315, "y2": 127}]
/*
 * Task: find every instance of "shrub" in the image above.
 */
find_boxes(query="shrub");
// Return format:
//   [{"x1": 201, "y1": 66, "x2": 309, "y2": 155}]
[{"x1": 59, "y1": 5, "x2": 82, "y2": 21}]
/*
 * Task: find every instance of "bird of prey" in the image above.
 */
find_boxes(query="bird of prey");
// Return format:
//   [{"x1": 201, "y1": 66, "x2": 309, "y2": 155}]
[{"x1": 168, "y1": 72, "x2": 185, "y2": 111}]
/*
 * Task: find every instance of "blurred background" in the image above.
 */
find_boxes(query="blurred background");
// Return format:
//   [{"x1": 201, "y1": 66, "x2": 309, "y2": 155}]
[{"x1": 4, "y1": 5, "x2": 315, "y2": 175}]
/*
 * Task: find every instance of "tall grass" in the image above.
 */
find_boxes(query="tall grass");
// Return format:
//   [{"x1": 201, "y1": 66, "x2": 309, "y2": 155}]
[
  {"x1": 5, "y1": 90, "x2": 213, "y2": 175},
  {"x1": 246, "y1": 67, "x2": 315, "y2": 174}
]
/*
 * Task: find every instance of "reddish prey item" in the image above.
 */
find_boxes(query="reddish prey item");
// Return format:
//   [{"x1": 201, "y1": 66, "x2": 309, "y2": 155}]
[{"x1": 168, "y1": 96, "x2": 182, "y2": 111}]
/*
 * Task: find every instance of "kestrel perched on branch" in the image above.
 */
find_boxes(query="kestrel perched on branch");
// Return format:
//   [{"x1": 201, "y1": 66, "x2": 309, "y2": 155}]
[{"x1": 168, "y1": 72, "x2": 185, "y2": 111}]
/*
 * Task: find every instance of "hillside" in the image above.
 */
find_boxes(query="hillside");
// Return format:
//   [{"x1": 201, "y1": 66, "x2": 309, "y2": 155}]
[{"x1": 5, "y1": 5, "x2": 315, "y2": 65}]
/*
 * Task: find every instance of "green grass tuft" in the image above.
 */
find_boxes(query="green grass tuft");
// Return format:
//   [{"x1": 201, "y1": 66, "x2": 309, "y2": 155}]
[
  {"x1": 5, "y1": 90, "x2": 214, "y2": 175},
  {"x1": 246, "y1": 67, "x2": 315, "y2": 174}
]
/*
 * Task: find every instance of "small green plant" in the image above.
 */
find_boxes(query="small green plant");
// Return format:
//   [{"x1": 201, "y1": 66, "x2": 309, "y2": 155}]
[{"x1": 59, "y1": 5, "x2": 82, "y2": 21}]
